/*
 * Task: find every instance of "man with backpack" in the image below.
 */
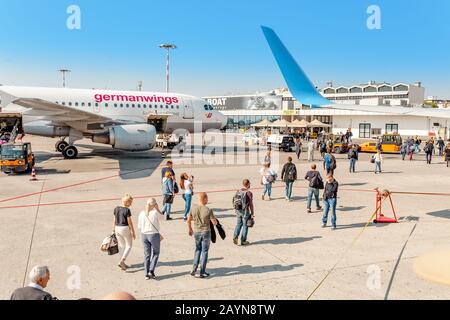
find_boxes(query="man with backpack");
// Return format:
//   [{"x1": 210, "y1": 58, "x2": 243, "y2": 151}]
[
  {"x1": 323, "y1": 148, "x2": 336, "y2": 175},
  {"x1": 424, "y1": 139, "x2": 435, "y2": 164},
  {"x1": 232, "y1": 179, "x2": 254, "y2": 246},
  {"x1": 281, "y1": 157, "x2": 297, "y2": 201},
  {"x1": 304, "y1": 164, "x2": 323, "y2": 213},
  {"x1": 348, "y1": 145, "x2": 358, "y2": 173}
]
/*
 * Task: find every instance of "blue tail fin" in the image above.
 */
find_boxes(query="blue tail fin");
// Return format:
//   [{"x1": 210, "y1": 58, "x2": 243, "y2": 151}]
[{"x1": 261, "y1": 26, "x2": 331, "y2": 107}]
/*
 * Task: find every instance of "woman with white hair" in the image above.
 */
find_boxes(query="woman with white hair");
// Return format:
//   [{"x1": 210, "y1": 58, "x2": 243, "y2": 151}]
[
  {"x1": 113, "y1": 194, "x2": 136, "y2": 271},
  {"x1": 138, "y1": 198, "x2": 163, "y2": 280}
]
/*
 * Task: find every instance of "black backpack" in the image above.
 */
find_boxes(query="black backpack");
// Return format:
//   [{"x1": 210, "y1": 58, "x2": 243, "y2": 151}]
[
  {"x1": 330, "y1": 155, "x2": 337, "y2": 170},
  {"x1": 310, "y1": 172, "x2": 324, "y2": 189},
  {"x1": 287, "y1": 164, "x2": 296, "y2": 181},
  {"x1": 232, "y1": 190, "x2": 247, "y2": 211}
]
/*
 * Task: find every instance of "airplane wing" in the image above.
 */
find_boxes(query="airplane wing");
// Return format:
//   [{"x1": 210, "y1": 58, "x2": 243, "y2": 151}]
[{"x1": 12, "y1": 97, "x2": 110, "y2": 122}]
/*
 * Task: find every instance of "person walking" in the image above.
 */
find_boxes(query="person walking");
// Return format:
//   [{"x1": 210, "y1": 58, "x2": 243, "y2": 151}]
[
  {"x1": 319, "y1": 141, "x2": 327, "y2": 159},
  {"x1": 233, "y1": 179, "x2": 255, "y2": 246},
  {"x1": 260, "y1": 163, "x2": 277, "y2": 201},
  {"x1": 188, "y1": 192, "x2": 218, "y2": 278},
  {"x1": 445, "y1": 143, "x2": 450, "y2": 167},
  {"x1": 414, "y1": 136, "x2": 422, "y2": 153},
  {"x1": 348, "y1": 145, "x2": 358, "y2": 173},
  {"x1": 307, "y1": 139, "x2": 315, "y2": 162},
  {"x1": 161, "y1": 160, "x2": 175, "y2": 179},
  {"x1": 281, "y1": 157, "x2": 297, "y2": 201},
  {"x1": 304, "y1": 164, "x2": 323, "y2": 213},
  {"x1": 138, "y1": 198, "x2": 163, "y2": 280},
  {"x1": 409, "y1": 142, "x2": 415, "y2": 161},
  {"x1": 437, "y1": 137, "x2": 445, "y2": 157},
  {"x1": 323, "y1": 148, "x2": 336, "y2": 175},
  {"x1": 424, "y1": 139, "x2": 435, "y2": 164},
  {"x1": 400, "y1": 142, "x2": 408, "y2": 161},
  {"x1": 180, "y1": 173, "x2": 194, "y2": 221},
  {"x1": 295, "y1": 138, "x2": 303, "y2": 160},
  {"x1": 322, "y1": 174, "x2": 339, "y2": 230},
  {"x1": 162, "y1": 171, "x2": 175, "y2": 220},
  {"x1": 113, "y1": 194, "x2": 136, "y2": 271},
  {"x1": 11, "y1": 265, "x2": 53, "y2": 300},
  {"x1": 264, "y1": 150, "x2": 272, "y2": 166},
  {"x1": 373, "y1": 150, "x2": 383, "y2": 174}
]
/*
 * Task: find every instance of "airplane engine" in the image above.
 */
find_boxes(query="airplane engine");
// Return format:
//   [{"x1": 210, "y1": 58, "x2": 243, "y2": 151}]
[
  {"x1": 92, "y1": 124, "x2": 156, "y2": 151},
  {"x1": 23, "y1": 121, "x2": 71, "y2": 137}
]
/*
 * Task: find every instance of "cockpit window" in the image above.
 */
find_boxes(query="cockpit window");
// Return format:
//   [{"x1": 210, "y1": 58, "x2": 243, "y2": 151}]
[
  {"x1": 208, "y1": 105, "x2": 214, "y2": 111},
  {"x1": 204, "y1": 105, "x2": 209, "y2": 111}
]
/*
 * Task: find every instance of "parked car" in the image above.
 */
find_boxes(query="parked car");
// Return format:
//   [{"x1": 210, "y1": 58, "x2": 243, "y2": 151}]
[{"x1": 267, "y1": 134, "x2": 295, "y2": 152}]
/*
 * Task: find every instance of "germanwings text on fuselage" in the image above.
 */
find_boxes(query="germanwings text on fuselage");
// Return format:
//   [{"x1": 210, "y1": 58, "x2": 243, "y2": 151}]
[{"x1": 94, "y1": 94, "x2": 180, "y2": 105}]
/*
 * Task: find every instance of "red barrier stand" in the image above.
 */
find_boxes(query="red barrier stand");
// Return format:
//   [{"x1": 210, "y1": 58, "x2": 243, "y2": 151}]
[{"x1": 373, "y1": 188, "x2": 398, "y2": 223}]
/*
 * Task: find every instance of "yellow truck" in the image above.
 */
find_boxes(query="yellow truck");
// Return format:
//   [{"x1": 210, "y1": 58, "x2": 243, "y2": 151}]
[
  {"x1": 358, "y1": 134, "x2": 402, "y2": 153},
  {"x1": 0, "y1": 142, "x2": 35, "y2": 174}
]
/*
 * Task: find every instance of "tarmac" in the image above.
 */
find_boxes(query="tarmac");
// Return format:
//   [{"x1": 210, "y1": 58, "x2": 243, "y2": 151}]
[{"x1": 1, "y1": 133, "x2": 450, "y2": 300}]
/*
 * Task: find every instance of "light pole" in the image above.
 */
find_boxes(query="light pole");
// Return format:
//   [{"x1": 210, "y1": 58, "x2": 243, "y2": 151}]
[
  {"x1": 158, "y1": 44, "x2": 177, "y2": 93},
  {"x1": 58, "y1": 69, "x2": 71, "y2": 88}
]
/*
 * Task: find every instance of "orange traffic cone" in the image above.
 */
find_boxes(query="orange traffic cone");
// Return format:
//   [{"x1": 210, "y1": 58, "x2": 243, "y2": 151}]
[{"x1": 30, "y1": 166, "x2": 38, "y2": 181}]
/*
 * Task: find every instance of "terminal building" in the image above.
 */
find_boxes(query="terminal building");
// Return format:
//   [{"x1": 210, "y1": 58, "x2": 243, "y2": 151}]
[{"x1": 204, "y1": 82, "x2": 450, "y2": 140}]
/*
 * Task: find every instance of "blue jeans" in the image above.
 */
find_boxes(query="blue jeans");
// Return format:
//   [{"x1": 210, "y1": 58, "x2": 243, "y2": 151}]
[
  {"x1": 234, "y1": 210, "x2": 250, "y2": 242},
  {"x1": 307, "y1": 187, "x2": 320, "y2": 209},
  {"x1": 285, "y1": 181, "x2": 294, "y2": 199},
  {"x1": 375, "y1": 161, "x2": 382, "y2": 173},
  {"x1": 182, "y1": 194, "x2": 193, "y2": 218},
  {"x1": 323, "y1": 198, "x2": 337, "y2": 228},
  {"x1": 162, "y1": 202, "x2": 172, "y2": 218},
  {"x1": 263, "y1": 183, "x2": 272, "y2": 197},
  {"x1": 142, "y1": 233, "x2": 160, "y2": 275},
  {"x1": 349, "y1": 158, "x2": 356, "y2": 172},
  {"x1": 193, "y1": 231, "x2": 211, "y2": 274}
]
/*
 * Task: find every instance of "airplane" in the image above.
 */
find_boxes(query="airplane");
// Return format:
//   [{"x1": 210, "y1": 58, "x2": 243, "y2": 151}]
[
  {"x1": 261, "y1": 26, "x2": 450, "y2": 120},
  {"x1": 0, "y1": 86, "x2": 228, "y2": 159}
]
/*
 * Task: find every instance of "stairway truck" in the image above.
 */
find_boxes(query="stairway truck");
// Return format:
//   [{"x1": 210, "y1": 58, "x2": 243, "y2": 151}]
[{"x1": 0, "y1": 113, "x2": 23, "y2": 144}]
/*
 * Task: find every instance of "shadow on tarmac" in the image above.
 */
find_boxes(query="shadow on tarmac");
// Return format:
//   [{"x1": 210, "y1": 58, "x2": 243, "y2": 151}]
[
  {"x1": 427, "y1": 210, "x2": 450, "y2": 219},
  {"x1": 252, "y1": 236, "x2": 321, "y2": 246},
  {"x1": 208, "y1": 263, "x2": 303, "y2": 278}
]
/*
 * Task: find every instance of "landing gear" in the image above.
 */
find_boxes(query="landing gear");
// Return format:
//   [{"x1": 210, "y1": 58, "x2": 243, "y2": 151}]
[
  {"x1": 55, "y1": 140, "x2": 69, "y2": 152},
  {"x1": 62, "y1": 146, "x2": 78, "y2": 159}
]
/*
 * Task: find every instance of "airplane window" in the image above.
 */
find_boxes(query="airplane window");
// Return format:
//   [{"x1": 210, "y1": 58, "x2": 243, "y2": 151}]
[
  {"x1": 143, "y1": 105, "x2": 147, "y2": 108},
  {"x1": 176, "y1": 105, "x2": 180, "y2": 109},
  {"x1": 75, "y1": 102, "x2": 79, "y2": 106},
  {"x1": 69, "y1": 102, "x2": 72, "y2": 106},
  {"x1": 88, "y1": 103, "x2": 91, "y2": 107},
  {"x1": 105, "y1": 103, "x2": 108, "y2": 107},
  {"x1": 160, "y1": 105, "x2": 163, "y2": 109},
  {"x1": 171, "y1": 105, "x2": 174, "y2": 109},
  {"x1": 55, "y1": 101, "x2": 58, "y2": 104},
  {"x1": 137, "y1": 104, "x2": 141, "y2": 108},
  {"x1": 132, "y1": 104, "x2": 135, "y2": 108},
  {"x1": 204, "y1": 105, "x2": 208, "y2": 111},
  {"x1": 166, "y1": 105, "x2": 169, "y2": 109},
  {"x1": 95, "y1": 103, "x2": 99, "y2": 107},
  {"x1": 126, "y1": 104, "x2": 129, "y2": 108},
  {"x1": 62, "y1": 102, "x2": 65, "y2": 105},
  {"x1": 114, "y1": 104, "x2": 118, "y2": 108},
  {"x1": 81, "y1": 102, "x2": 85, "y2": 107},
  {"x1": 209, "y1": 105, "x2": 213, "y2": 111}
]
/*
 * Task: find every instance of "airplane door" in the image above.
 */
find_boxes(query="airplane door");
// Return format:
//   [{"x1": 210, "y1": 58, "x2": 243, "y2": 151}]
[{"x1": 183, "y1": 100, "x2": 194, "y2": 119}]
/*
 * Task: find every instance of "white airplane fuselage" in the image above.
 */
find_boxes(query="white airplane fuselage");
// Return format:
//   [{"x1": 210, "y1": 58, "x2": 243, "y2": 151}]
[{"x1": 0, "y1": 86, "x2": 227, "y2": 136}]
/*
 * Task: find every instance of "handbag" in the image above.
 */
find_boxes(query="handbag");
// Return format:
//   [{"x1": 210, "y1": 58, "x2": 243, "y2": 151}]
[
  {"x1": 100, "y1": 233, "x2": 119, "y2": 255},
  {"x1": 246, "y1": 217, "x2": 255, "y2": 228},
  {"x1": 163, "y1": 194, "x2": 174, "y2": 204},
  {"x1": 144, "y1": 212, "x2": 164, "y2": 241}
]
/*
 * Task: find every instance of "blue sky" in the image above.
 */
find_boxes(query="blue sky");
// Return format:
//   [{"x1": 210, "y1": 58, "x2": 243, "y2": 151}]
[{"x1": 1, "y1": 0, "x2": 450, "y2": 98}]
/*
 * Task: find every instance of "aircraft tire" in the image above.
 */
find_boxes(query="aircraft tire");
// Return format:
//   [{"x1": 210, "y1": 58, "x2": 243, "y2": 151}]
[{"x1": 62, "y1": 146, "x2": 78, "y2": 159}]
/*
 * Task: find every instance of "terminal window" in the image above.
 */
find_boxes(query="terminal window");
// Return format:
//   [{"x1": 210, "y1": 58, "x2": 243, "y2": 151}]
[
  {"x1": 359, "y1": 123, "x2": 371, "y2": 138},
  {"x1": 386, "y1": 124, "x2": 398, "y2": 133}
]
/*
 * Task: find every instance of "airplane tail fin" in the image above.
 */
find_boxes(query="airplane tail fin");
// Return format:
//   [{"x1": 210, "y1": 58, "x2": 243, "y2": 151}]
[{"x1": 261, "y1": 26, "x2": 331, "y2": 107}]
